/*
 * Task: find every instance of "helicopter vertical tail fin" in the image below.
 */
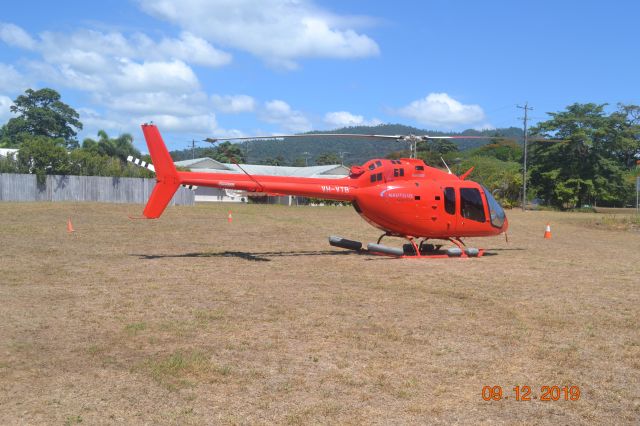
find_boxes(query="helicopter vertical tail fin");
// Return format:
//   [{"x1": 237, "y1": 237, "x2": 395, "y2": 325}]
[{"x1": 141, "y1": 123, "x2": 181, "y2": 219}]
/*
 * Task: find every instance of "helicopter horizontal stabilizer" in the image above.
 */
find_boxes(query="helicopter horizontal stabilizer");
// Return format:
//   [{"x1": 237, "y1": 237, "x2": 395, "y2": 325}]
[{"x1": 127, "y1": 155, "x2": 198, "y2": 191}]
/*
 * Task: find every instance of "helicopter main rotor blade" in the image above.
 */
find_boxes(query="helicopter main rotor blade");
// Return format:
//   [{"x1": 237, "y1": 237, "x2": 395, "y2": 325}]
[
  {"x1": 420, "y1": 135, "x2": 511, "y2": 140},
  {"x1": 204, "y1": 133, "x2": 404, "y2": 143},
  {"x1": 205, "y1": 134, "x2": 516, "y2": 143},
  {"x1": 528, "y1": 138, "x2": 569, "y2": 143}
]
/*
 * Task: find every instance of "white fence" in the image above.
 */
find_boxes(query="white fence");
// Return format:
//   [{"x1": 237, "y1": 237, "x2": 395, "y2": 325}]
[{"x1": 0, "y1": 173, "x2": 194, "y2": 205}]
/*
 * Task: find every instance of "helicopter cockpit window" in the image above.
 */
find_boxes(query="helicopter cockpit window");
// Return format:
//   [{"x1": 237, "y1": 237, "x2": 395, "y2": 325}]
[
  {"x1": 375, "y1": 160, "x2": 382, "y2": 167},
  {"x1": 460, "y1": 188, "x2": 486, "y2": 222},
  {"x1": 444, "y1": 187, "x2": 455, "y2": 214},
  {"x1": 393, "y1": 168, "x2": 405, "y2": 177},
  {"x1": 482, "y1": 185, "x2": 506, "y2": 228},
  {"x1": 369, "y1": 163, "x2": 375, "y2": 171}
]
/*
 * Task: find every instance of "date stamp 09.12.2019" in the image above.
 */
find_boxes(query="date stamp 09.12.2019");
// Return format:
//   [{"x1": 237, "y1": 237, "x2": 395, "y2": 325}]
[{"x1": 482, "y1": 385, "x2": 581, "y2": 402}]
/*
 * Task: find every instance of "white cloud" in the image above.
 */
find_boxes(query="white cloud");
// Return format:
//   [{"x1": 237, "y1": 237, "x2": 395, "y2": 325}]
[
  {"x1": 0, "y1": 22, "x2": 36, "y2": 50},
  {"x1": 10, "y1": 24, "x2": 234, "y2": 136},
  {"x1": 28, "y1": 58, "x2": 200, "y2": 96},
  {"x1": 324, "y1": 111, "x2": 381, "y2": 128},
  {"x1": 138, "y1": 0, "x2": 380, "y2": 68},
  {"x1": 38, "y1": 28, "x2": 230, "y2": 70},
  {"x1": 260, "y1": 100, "x2": 312, "y2": 132},
  {"x1": 77, "y1": 108, "x2": 126, "y2": 135},
  {"x1": 396, "y1": 93, "x2": 486, "y2": 129},
  {"x1": 40, "y1": 30, "x2": 134, "y2": 65},
  {"x1": 0, "y1": 95, "x2": 13, "y2": 122},
  {"x1": 112, "y1": 59, "x2": 199, "y2": 93},
  {"x1": 134, "y1": 113, "x2": 218, "y2": 134},
  {"x1": 474, "y1": 123, "x2": 495, "y2": 131},
  {"x1": 103, "y1": 91, "x2": 209, "y2": 116},
  {"x1": 0, "y1": 63, "x2": 29, "y2": 93},
  {"x1": 134, "y1": 31, "x2": 231, "y2": 67},
  {"x1": 211, "y1": 94, "x2": 256, "y2": 113}
]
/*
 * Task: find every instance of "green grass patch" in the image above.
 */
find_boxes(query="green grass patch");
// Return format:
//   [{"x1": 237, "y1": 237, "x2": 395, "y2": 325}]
[
  {"x1": 64, "y1": 415, "x2": 83, "y2": 425},
  {"x1": 590, "y1": 214, "x2": 640, "y2": 231},
  {"x1": 142, "y1": 350, "x2": 232, "y2": 390},
  {"x1": 193, "y1": 308, "x2": 225, "y2": 323},
  {"x1": 124, "y1": 322, "x2": 147, "y2": 335}
]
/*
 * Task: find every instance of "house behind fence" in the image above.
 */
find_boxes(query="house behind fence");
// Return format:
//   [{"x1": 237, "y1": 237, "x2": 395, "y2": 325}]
[{"x1": 0, "y1": 173, "x2": 194, "y2": 205}]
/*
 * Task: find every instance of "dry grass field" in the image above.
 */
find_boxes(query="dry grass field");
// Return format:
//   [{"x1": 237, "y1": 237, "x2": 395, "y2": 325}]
[{"x1": 0, "y1": 202, "x2": 638, "y2": 424}]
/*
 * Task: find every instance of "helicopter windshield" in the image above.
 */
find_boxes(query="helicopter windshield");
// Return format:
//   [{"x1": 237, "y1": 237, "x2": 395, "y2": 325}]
[{"x1": 482, "y1": 185, "x2": 506, "y2": 228}]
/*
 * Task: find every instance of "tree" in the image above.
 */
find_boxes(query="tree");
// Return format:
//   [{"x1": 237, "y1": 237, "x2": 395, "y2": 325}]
[
  {"x1": 16, "y1": 136, "x2": 70, "y2": 184},
  {"x1": 416, "y1": 138, "x2": 458, "y2": 165},
  {"x1": 82, "y1": 130, "x2": 140, "y2": 162},
  {"x1": 201, "y1": 141, "x2": 246, "y2": 163},
  {"x1": 263, "y1": 155, "x2": 286, "y2": 166},
  {"x1": 473, "y1": 139, "x2": 522, "y2": 162},
  {"x1": 1, "y1": 88, "x2": 82, "y2": 148},
  {"x1": 0, "y1": 153, "x2": 19, "y2": 173},
  {"x1": 291, "y1": 157, "x2": 307, "y2": 167},
  {"x1": 315, "y1": 152, "x2": 340, "y2": 165},
  {"x1": 459, "y1": 156, "x2": 522, "y2": 206},
  {"x1": 529, "y1": 103, "x2": 636, "y2": 208},
  {"x1": 385, "y1": 150, "x2": 410, "y2": 160}
]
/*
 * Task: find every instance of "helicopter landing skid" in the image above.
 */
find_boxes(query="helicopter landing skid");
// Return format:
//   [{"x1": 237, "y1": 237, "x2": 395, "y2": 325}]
[
  {"x1": 395, "y1": 236, "x2": 483, "y2": 259},
  {"x1": 329, "y1": 235, "x2": 484, "y2": 259}
]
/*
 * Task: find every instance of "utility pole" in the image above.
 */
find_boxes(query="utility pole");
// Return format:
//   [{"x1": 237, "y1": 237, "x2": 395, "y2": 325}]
[
  {"x1": 339, "y1": 151, "x2": 349, "y2": 166},
  {"x1": 517, "y1": 102, "x2": 533, "y2": 211},
  {"x1": 191, "y1": 139, "x2": 196, "y2": 160},
  {"x1": 302, "y1": 152, "x2": 310, "y2": 166}
]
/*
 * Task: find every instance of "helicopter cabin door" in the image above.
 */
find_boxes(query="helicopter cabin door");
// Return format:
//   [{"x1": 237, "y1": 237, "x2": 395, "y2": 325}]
[
  {"x1": 441, "y1": 186, "x2": 457, "y2": 235},
  {"x1": 414, "y1": 185, "x2": 454, "y2": 236}
]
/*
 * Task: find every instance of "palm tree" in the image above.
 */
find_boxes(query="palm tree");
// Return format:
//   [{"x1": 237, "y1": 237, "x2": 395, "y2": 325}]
[{"x1": 82, "y1": 130, "x2": 140, "y2": 161}]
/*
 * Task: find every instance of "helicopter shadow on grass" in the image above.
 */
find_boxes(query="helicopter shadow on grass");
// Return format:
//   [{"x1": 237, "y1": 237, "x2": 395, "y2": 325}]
[
  {"x1": 478, "y1": 247, "x2": 526, "y2": 257},
  {"x1": 132, "y1": 249, "x2": 375, "y2": 262},
  {"x1": 132, "y1": 247, "x2": 521, "y2": 262}
]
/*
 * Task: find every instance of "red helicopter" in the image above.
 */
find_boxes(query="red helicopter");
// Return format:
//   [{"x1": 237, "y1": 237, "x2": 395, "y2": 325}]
[{"x1": 139, "y1": 123, "x2": 508, "y2": 258}]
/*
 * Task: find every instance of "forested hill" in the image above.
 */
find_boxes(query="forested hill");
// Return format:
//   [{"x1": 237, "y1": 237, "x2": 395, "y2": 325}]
[{"x1": 171, "y1": 124, "x2": 523, "y2": 165}]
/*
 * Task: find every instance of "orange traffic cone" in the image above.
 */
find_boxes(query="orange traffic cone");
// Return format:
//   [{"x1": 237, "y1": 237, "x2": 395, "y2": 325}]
[
  {"x1": 227, "y1": 211, "x2": 233, "y2": 223},
  {"x1": 543, "y1": 223, "x2": 552, "y2": 239},
  {"x1": 67, "y1": 217, "x2": 75, "y2": 233}
]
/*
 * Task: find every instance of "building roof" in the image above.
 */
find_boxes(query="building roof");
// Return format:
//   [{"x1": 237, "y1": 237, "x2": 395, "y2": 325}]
[
  {"x1": 0, "y1": 148, "x2": 19, "y2": 158},
  {"x1": 174, "y1": 157, "x2": 350, "y2": 178},
  {"x1": 174, "y1": 157, "x2": 230, "y2": 170}
]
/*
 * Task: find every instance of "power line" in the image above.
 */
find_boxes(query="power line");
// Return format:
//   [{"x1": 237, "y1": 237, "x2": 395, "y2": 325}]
[{"x1": 517, "y1": 102, "x2": 533, "y2": 211}]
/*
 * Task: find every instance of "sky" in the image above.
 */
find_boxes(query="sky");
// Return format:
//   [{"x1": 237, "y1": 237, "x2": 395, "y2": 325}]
[{"x1": 0, "y1": 0, "x2": 638, "y2": 151}]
